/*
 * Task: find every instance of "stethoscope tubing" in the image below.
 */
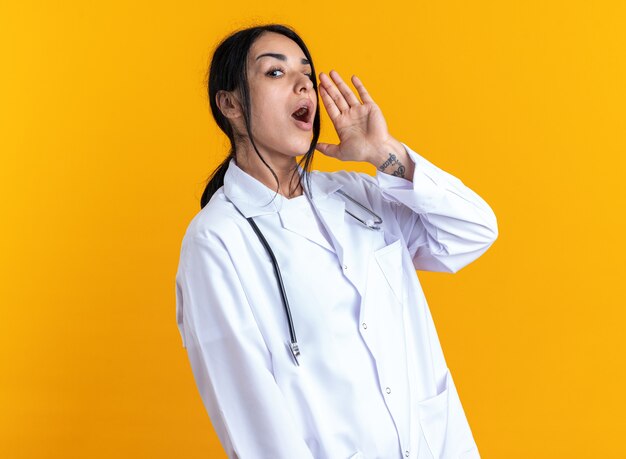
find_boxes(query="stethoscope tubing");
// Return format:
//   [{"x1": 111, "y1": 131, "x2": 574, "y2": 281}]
[
  {"x1": 231, "y1": 186, "x2": 383, "y2": 366},
  {"x1": 336, "y1": 189, "x2": 383, "y2": 230},
  {"x1": 245, "y1": 216, "x2": 302, "y2": 365}
]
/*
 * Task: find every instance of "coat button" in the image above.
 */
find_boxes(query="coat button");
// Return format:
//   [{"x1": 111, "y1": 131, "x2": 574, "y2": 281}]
[
  {"x1": 362, "y1": 322, "x2": 367, "y2": 329},
  {"x1": 385, "y1": 387, "x2": 391, "y2": 394},
  {"x1": 404, "y1": 451, "x2": 409, "y2": 457},
  {"x1": 343, "y1": 264, "x2": 348, "y2": 271}
]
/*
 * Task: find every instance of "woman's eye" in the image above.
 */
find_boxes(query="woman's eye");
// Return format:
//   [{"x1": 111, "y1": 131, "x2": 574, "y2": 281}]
[
  {"x1": 266, "y1": 67, "x2": 314, "y2": 81},
  {"x1": 266, "y1": 67, "x2": 284, "y2": 78}
]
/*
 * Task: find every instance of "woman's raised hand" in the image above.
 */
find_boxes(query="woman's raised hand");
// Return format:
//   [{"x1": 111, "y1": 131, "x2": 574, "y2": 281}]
[{"x1": 315, "y1": 70, "x2": 396, "y2": 164}]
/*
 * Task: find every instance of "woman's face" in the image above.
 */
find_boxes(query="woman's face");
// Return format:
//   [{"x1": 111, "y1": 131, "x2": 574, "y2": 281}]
[{"x1": 243, "y1": 32, "x2": 317, "y2": 162}]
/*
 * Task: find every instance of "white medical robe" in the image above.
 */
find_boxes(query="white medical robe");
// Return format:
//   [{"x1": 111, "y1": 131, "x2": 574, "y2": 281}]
[{"x1": 175, "y1": 142, "x2": 498, "y2": 458}]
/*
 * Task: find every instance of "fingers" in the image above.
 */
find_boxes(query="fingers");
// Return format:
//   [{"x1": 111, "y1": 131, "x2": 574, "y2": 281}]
[
  {"x1": 318, "y1": 84, "x2": 341, "y2": 120},
  {"x1": 329, "y1": 70, "x2": 362, "y2": 107},
  {"x1": 318, "y1": 70, "x2": 361, "y2": 116},
  {"x1": 351, "y1": 74, "x2": 374, "y2": 104}
]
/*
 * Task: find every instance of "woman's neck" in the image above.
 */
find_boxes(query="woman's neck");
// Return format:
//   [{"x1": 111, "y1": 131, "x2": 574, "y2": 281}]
[{"x1": 234, "y1": 153, "x2": 303, "y2": 199}]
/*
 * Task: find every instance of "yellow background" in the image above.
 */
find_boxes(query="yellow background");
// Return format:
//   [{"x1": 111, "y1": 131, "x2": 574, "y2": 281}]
[{"x1": 1, "y1": 0, "x2": 625, "y2": 457}]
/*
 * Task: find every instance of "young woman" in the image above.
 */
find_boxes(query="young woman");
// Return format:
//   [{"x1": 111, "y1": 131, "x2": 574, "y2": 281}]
[{"x1": 175, "y1": 24, "x2": 497, "y2": 459}]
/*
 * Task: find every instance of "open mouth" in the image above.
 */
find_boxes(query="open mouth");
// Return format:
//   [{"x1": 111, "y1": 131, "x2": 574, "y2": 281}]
[{"x1": 291, "y1": 103, "x2": 313, "y2": 124}]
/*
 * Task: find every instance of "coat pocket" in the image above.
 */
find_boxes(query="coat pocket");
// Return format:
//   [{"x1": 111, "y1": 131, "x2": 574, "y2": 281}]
[
  {"x1": 346, "y1": 451, "x2": 365, "y2": 459},
  {"x1": 417, "y1": 368, "x2": 479, "y2": 458},
  {"x1": 416, "y1": 368, "x2": 451, "y2": 458}
]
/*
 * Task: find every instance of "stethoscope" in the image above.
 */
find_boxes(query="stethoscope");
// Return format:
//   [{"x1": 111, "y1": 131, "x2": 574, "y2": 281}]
[{"x1": 231, "y1": 187, "x2": 383, "y2": 366}]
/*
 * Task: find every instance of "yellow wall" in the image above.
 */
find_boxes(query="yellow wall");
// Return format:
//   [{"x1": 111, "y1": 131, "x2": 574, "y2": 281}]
[{"x1": 1, "y1": 1, "x2": 625, "y2": 457}]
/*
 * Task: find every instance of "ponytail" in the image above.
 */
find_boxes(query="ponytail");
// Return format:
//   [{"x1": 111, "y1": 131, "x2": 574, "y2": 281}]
[{"x1": 200, "y1": 151, "x2": 235, "y2": 209}]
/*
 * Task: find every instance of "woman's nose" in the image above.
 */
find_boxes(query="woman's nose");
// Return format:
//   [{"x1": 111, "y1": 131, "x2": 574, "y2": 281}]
[{"x1": 296, "y1": 73, "x2": 314, "y2": 93}]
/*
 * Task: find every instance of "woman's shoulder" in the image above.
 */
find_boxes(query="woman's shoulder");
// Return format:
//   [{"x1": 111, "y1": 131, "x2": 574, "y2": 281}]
[
  {"x1": 309, "y1": 167, "x2": 381, "y2": 200},
  {"x1": 180, "y1": 188, "x2": 247, "y2": 245},
  {"x1": 312, "y1": 167, "x2": 377, "y2": 187},
  {"x1": 310, "y1": 168, "x2": 381, "y2": 206},
  {"x1": 180, "y1": 168, "x2": 381, "y2": 243}
]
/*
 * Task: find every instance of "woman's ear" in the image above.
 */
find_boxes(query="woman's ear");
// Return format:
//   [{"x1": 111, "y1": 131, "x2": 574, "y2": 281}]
[{"x1": 216, "y1": 90, "x2": 243, "y2": 120}]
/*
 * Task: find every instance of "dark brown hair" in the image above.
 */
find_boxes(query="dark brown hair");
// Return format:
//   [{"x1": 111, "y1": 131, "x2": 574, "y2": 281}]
[{"x1": 201, "y1": 24, "x2": 320, "y2": 209}]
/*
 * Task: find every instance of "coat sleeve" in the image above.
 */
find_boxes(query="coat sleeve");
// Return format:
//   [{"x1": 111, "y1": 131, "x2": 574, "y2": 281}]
[
  {"x1": 175, "y1": 234, "x2": 315, "y2": 459},
  {"x1": 367, "y1": 142, "x2": 498, "y2": 273}
]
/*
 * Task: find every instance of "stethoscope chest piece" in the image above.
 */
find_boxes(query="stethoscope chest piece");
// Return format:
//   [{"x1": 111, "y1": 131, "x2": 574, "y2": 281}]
[
  {"x1": 289, "y1": 341, "x2": 301, "y2": 366},
  {"x1": 335, "y1": 189, "x2": 383, "y2": 230}
]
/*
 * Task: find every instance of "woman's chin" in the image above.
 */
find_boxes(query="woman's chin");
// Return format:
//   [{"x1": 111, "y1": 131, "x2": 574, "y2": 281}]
[{"x1": 286, "y1": 140, "x2": 313, "y2": 157}]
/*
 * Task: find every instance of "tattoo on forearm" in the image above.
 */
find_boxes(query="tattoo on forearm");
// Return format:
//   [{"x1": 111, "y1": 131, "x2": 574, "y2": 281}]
[{"x1": 378, "y1": 153, "x2": 406, "y2": 178}]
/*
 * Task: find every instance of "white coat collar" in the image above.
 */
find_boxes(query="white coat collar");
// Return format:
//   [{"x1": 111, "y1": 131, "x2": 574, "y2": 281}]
[
  {"x1": 223, "y1": 157, "x2": 344, "y2": 218},
  {"x1": 223, "y1": 158, "x2": 376, "y2": 301}
]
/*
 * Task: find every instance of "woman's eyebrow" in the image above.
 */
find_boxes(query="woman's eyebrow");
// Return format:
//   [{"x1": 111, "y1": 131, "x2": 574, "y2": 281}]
[{"x1": 255, "y1": 53, "x2": 310, "y2": 65}]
